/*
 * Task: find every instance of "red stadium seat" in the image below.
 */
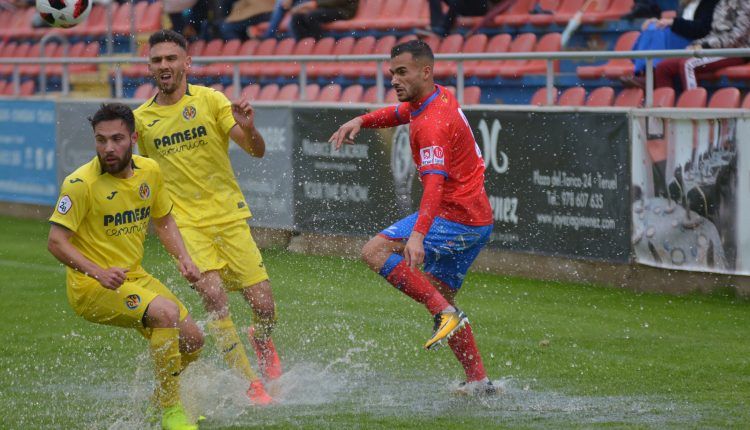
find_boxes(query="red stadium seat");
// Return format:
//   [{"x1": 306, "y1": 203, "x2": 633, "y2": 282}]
[
  {"x1": 743, "y1": 93, "x2": 750, "y2": 109},
  {"x1": 122, "y1": 43, "x2": 150, "y2": 78},
  {"x1": 257, "y1": 83, "x2": 279, "y2": 100},
  {"x1": 370, "y1": 0, "x2": 426, "y2": 31},
  {"x1": 316, "y1": 84, "x2": 342, "y2": 102},
  {"x1": 462, "y1": 86, "x2": 482, "y2": 105},
  {"x1": 499, "y1": 33, "x2": 560, "y2": 78},
  {"x1": 493, "y1": 0, "x2": 536, "y2": 26},
  {"x1": 530, "y1": 87, "x2": 558, "y2": 106},
  {"x1": 190, "y1": 39, "x2": 223, "y2": 77},
  {"x1": 653, "y1": 87, "x2": 676, "y2": 107},
  {"x1": 340, "y1": 84, "x2": 364, "y2": 103},
  {"x1": 138, "y1": 1, "x2": 163, "y2": 32},
  {"x1": 19, "y1": 43, "x2": 51, "y2": 76},
  {"x1": 301, "y1": 83, "x2": 320, "y2": 101},
  {"x1": 433, "y1": 34, "x2": 466, "y2": 79},
  {"x1": 454, "y1": 34, "x2": 488, "y2": 78},
  {"x1": 47, "y1": 42, "x2": 86, "y2": 76},
  {"x1": 277, "y1": 83, "x2": 299, "y2": 101},
  {"x1": 287, "y1": 37, "x2": 336, "y2": 78},
  {"x1": 676, "y1": 87, "x2": 707, "y2": 108},
  {"x1": 269, "y1": 37, "x2": 317, "y2": 76},
  {"x1": 8, "y1": 8, "x2": 38, "y2": 39},
  {"x1": 0, "y1": 43, "x2": 31, "y2": 75},
  {"x1": 583, "y1": 0, "x2": 633, "y2": 23},
  {"x1": 204, "y1": 39, "x2": 243, "y2": 77},
  {"x1": 0, "y1": 80, "x2": 7, "y2": 95},
  {"x1": 249, "y1": 38, "x2": 295, "y2": 77},
  {"x1": 614, "y1": 88, "x2": 644, "y2": 107},
  {"x1": 530, "y1": 0, "x2": 583, "y2": 26},
  {"x1": 471, "y1": 33, "x2": 523, "y2": 78},
  {"x1": 384, "y1": 88, "x2": 398, "y2": 103},
  {"x1": 715, "y1": 61, "x2": 750, "y2": 80},
  {"x1": 241, "y1": 38, "x2": 276, "y2": 76},
  {"x1": 309, "y1": 36, "x2": 355, "y2": 78},
  {"x1": 326, "y1": 0, "x2": 383, "y2": 31},
  {"x1": 577, "y1": 31, "x2": 639, "y2": 79},
  {"x1": 557, "y1": 87, "x2": 586, "y2": 106},
  {"x1": 350, "y1": 35, "x2": 396, "y2": 79},
  {"x1": 112, "y1": 2, "x2": 134, "y2": 35},
  {"x1": 133, "y1": 83, "x2": 156, "y2": 100},
  {"x1": 362, "y1": 86, "x2": 378, "y2": 103},
  {"x1": 707, "y1": 87, "x2": 741, "y2": 108},
  {"x1": 585, "y1": 86, "x2": 615, "y2": 107},
  {"x1": 210, "y1": 83, "x2": 224, "y2": 92},
  {"x1": 223, "y1": 84, "x2": 239, "y2": 99},
  {"x1": 335, "y1": 36, "x2": 375, "y2": 78},
  {"x1": 242, "y1": 83, "x2": 261, "y2": 100}
]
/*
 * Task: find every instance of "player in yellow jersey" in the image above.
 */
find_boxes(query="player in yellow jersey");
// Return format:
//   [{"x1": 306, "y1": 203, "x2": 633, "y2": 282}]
[
  {"x1": 47, "y1": 103, "x2": 204, "y2": 430},
  {"x1": 134, "y1": 30, "x2": 278, "y2": 405}
]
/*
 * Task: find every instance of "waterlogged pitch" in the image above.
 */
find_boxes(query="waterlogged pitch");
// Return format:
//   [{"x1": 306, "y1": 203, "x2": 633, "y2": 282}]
[{"x1": 1, "y1": 215, "x2": 749, "y2": 429}]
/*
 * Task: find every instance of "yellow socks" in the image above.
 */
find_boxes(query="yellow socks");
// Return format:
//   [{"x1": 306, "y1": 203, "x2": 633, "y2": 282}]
[
  {"x1": 180, "y1": 346, "x2": 202, "y2": 374},
  {"x1": 207, "y1": 317, "x2": 259, "y2": 381},
  {"x1": 150, "y1": 328, "x2": 182, "y2": 409}
]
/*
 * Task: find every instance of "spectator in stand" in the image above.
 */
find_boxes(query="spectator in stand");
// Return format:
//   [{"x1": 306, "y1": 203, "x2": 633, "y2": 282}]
[
  {"x1": 289, "y1": 0, "x2": 358, "y2": 40},
  {"x1": 624, "y1": 0, "x2": 680, "y2": 20},
  {"x1": 418, "y1": 0, "x2": 503, "y2": 38},
  {"x1": 264, "y1": 0, "x2": 311, "y2": 39},
  {"x1": 220, "y1": 0, "x2": 275, "y2": 40},
  {"x1": 654, "y1": 0, "x2": 750, "y2": 93},
  {"x1": 621, "y1": 0, "x2": 719, "y2": 86}
]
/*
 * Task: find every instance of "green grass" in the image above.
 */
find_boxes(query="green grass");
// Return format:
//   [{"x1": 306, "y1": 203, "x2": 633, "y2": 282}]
[{"x1": 1, "y1": 215, "x2": 749, "y2": 429}]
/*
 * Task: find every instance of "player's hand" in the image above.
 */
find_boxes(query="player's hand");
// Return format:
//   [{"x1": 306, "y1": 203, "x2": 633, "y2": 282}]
[
  {"x1": 403, "y1": 232, "x2": 425, "y2": 269},
  {"x1": 177, "y1": 257, "x2": 201, "y2": 284},
  {"x1": 328, "y1": 117, "x2": 363, "y2": 150},
  {"x1": 655, "y1": 18, "x2": 673, "y2": 29},
  {"x1": 94, "y1": 267, "x2": 129, "y2": 290},
  {"x1": 641, "y1": 18, "x2": 657, "y2": 30},
  {"x1": 232, "y1": 97, "x2": 256, "y2": 131}
]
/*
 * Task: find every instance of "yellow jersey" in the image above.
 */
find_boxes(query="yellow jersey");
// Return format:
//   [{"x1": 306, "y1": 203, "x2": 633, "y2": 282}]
[
  {"x1": 49, "y1": 155, "x2": 173, "y2": 283},
  {"x1": 134, "y1": 84, "x2": 251, "y2": 228}
]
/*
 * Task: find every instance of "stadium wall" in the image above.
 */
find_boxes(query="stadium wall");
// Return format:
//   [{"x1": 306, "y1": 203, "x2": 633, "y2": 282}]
[{"x1": 2, "y1": 99, "x2": 750, "y2": 295}]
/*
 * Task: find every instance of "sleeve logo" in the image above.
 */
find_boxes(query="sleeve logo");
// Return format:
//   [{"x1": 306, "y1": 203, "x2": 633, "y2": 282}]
[
  {"x1": 57, "y1": 195, "x2": 72, "y2": 214},
  {"x1": 420, "y1": 146, "x2": 445, "y2": 167}
]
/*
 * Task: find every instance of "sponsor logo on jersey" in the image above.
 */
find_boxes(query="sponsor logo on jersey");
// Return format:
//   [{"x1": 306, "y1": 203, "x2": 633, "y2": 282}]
[
  {"x1": 69, "y1": 178, "x2": 83, "y2": 184},
  {"x1": 420, "y1": 146, "x2": 445, "y2": 167},
  {"x1": 103, "y1": 206, "x2": 151, "y2": 226},
  {"x1": 153, "y1": 126, "x2": 208, "y2": 149},
  {"x1": 125, "y1": 294, "x2": 141, "y2": 310},
  {"x1": 106, "y1": 191, "x2": 118, "y2": 200},
  {"x1": 147, "y1": 119, "x2": 160, "y2": 127},
  {"x1": 57, "y1": 195, "x2": 72, "y2": 214},
  {"x1": 182, "y1": 105, "x2": 197, "y2": 121},
  {"x1": 138, "y1": 183, "x2": 150, "y2": 200},
  {"x1": 237, "y1": 201, "x2": 245, "y2": 209}
]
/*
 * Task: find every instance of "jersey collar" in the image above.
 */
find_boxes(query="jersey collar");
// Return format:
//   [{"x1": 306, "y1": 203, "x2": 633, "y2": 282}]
[
  {"x1": 408, "y1": 85, "x2": 440, "y2": 118},
  {"x1": 147, "y1": 83, "x2": 192, "y2": 107}
]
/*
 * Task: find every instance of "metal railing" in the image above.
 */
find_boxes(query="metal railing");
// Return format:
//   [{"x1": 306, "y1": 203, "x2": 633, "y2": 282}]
[{"x1": 0, "y1": 47, "x2": 748, "y2": 104}]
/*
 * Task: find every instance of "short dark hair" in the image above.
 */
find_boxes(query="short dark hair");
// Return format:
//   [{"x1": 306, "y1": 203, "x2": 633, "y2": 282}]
[
  {"x1": 89, "y1": 103, "x2": 136, "y2": 134},
  {"x1": 391, "y1": 40, "x2": 434, "y2": 63},
  {"x1": 148, "y1": 29, "x2": 188, "y2": 51}
]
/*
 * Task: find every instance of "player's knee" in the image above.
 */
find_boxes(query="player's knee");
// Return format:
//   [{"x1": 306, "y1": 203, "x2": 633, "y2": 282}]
[
  {"x1": 146, "y1": 297, "x2": 180, "y2": 327},
  {"x1": 360, "y1": 239, "x2": 379, "y2": 267}
]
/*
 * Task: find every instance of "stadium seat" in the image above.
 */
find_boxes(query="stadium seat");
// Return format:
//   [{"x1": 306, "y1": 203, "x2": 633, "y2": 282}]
[
  {"x1": 316, "y1": 84, "x2": 342, "y2": 102},
  {"x1": 577, "y1": 32, "x2": 639, "y2": 79},
  {"x1": 470, "y1": 33, "x2": 518, "y2": 78},
  {"x1": 557, "y1": 87, "x2": 586, "y2": 106},
  {"x1": 350, "y1": 35, "x2": 396, "y2": 79},
  {"x1": 267, "y1": 37, "x2": 317, "y2": 77},
  {"x1": 743, "y1": 93, "x2": 750, "y2": 109},
  {"x1": 530, "y1": 87, "x2": 558, "y2": 106},
  {"x1": 242, "y1": 83, "x2": 261, "y2": 100},
  {"x1": 294, "y1": 37, "x2": 336, "y2": 78},
  {"x1": 614, "y1": 88, "x2": 644, "y2": 107},
  {"x1": 334, "y1": 36, "x2": 375, "y2": 78},
  {"x1": 585, "y1": 86, "x2": 615, "y2": 107},
  {"x1": 499, "y1": 33, "x2": 561, "y2": 79},
  {"x1": 137, "y1": 1, "x2": 163, "y2": 33},
  {"x1": 450, "y1": 34, "x2": 488, "y2": 78},
  {"x1": 463, "y1": 86, "x2": 482, "y2": 104},
  {"x1": 240, "y1": 38, "x2": 275, "y2": 76},
  {"x1": 133, "y1": 83, "x2": 156, "y2": 100},
  {"x1": 223, "y1": 84, "x2": 239, "y2": 99},
  {"x1": 325, "y1": 0, "x2": 383, "y2": 31},
  {"x1": 112, "y1": 2, "x2": 135, "y2": 35},
  {"x1": 493, "y1": 0, "x2": 536, "y2": 26},
  {"x1": 653, "y1": 87, "x2": 676, "y2": 107},
  {"x1": 122, "y1": 43, "x2": 150, "y2": 78},
  {"x1": 301, "y1": 83, "x2": 320, "y2": 101},
  {"x1": 530, "y1": 0, "x2": 582, "y2": 26},
  {"x1": 210, "y1": 83, "x2": 224, "y2": 92},
  {"x1": 707, "y1": 87, "x2": 741, "y2": 108},
  {"x1": 257, "y1": 83, "x2": 280, "y2": 100},
  {"x1": 204, "y1": 39, "x2": 243, "y2": 77},
  {"x1": 362, "y1": 86, "x2": 378, "y2": 103},
  {"x1": 676, "y1": 87, "x2": 707, "y2": 108},
  {"x1": 309, "y1": 36, "x2": 355, "y2": 78},
  {"x1": 47, "y1": 42, "x2": 85, "y2": 76},
  {"x1": 340, "y1": 84, "x2": 364, "y2": 103},
  {"x1": 7, "y1": 8, "x2": 37, "y2": 39},
  {"x1": 582, "y1": 0, "x2": 633, "y2": 23},
  {"x1": 20, "y1": 43, "x2": 54, "y2": 76},
  {"x1": 433, "y1": 34, "x2": 467, "y2": 79},
  {"x1": 0, "y1": 43, "x2": 31, "y2": 75},
  {"x1": 277, "y1": 83, "x2": 299, "y2": 101},
  {"x1": 384, "y1": 88, "x2": 398, "y2": 103},
  {"x1": 0, "y1": 79, "x2": 7, "y2": 95},
  {"x1": 249, "y1": 38, "x2": 295, "y2": 77},
  {"x1": 191, "y1": 39, "x2": 224, "y2": 77},
  {"x1": 9, "y1": 80, "x2": 36, "y2": 96},
  {"x1": 371, "y1": 0, "x2": 426, "y2": 31}
]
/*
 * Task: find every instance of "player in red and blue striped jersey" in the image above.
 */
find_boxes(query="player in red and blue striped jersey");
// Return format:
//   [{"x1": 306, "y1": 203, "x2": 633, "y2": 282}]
[{"x1": 330, "y1": 40, "x2": 496, "y2": 396}]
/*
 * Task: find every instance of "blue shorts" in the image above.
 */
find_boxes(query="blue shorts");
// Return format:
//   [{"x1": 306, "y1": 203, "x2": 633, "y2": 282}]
[{"x1": 378, "y1": 213, "x2": 493, "y2": 290}]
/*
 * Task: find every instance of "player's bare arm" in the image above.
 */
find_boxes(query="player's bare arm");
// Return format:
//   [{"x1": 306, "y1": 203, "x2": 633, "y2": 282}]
[
  {"x1": 47, "y1": 223, "x2": 128, "y2": 290},
  {"x1": 230, "y1": 98, "x2": 266, "y2": 157},
  {"x1": 152, "y1": 213, "x2": 201, "y2": 283},
  {"x1": 329, "y1": 116, "x2": 363, "y2": 150}
]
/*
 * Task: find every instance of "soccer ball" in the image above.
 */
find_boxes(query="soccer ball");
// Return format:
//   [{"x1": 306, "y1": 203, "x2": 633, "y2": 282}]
[{"x1": 35, "y1": 0, "x2": 92, "y2": 28}]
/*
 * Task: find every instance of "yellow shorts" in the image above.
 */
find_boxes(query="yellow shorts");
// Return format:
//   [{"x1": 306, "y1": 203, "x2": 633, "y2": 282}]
[
  {"x1": 180, "y1": 219, "x2": 269, "y2": 291},
  {"x1": 67, "y1": 273, "x2": 189, "y2": 337}
]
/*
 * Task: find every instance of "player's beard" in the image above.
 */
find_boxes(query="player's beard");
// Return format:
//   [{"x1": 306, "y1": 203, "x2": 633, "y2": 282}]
[
  {"x1": 98, "y1": 145, "x2": 133, "y2": 175},
  {"x1": 156, "y1": 68, "x2": 185, "y2": 95}
]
